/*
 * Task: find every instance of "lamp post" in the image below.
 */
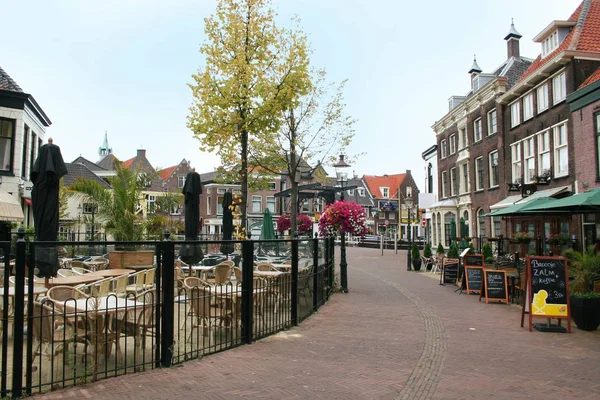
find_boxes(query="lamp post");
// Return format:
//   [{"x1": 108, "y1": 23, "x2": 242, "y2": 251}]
[
  {"x1": 406, "y1": 196, "x2": 414, "y2": 271},
  {"x1": 334, "y1": 154, "x2": 350, "y2": 293}
]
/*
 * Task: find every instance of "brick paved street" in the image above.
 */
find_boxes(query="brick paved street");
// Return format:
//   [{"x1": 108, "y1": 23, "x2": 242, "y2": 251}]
[{"x1": 34, "y1": 247, "x2": 600, "y2": 399}]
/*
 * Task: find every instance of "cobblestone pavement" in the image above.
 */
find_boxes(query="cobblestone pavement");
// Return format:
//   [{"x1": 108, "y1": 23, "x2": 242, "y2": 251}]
[{"x1": 34, "y1": 247, "x2": 600, "y2": 400}]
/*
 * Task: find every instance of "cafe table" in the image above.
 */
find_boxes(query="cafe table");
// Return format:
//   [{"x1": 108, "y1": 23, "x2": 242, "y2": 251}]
[
  {"x1": 181, "y1": 265, "x2": 215, "y2": 279},
  {"x1": 48, "y1": 275, "x2": 101, "y2": 287},
  {"x1": 91, "y1": 269, "x2": 134, "y2": 278},
  {"x1": 253, "y1": 270, "x2": 284, "y2": 278}
]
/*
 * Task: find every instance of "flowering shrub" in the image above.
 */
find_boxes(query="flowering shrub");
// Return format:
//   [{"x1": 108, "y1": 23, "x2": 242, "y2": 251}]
[
  {"x1": 276, "y1": 214, "x2": 313, "y2": 234},
  {"x1": 318, "y1": 201, "x2": 368, "y2": 237},
  {"x1": 547, "y1": 233, "x2": 571, "y2": 245}
]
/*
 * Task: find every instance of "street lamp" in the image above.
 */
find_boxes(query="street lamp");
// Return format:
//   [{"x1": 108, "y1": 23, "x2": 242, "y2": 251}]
[
  {"x1": 334, "y1": 154, "x2": 350, "y2": 293},
  {"x1": 406, "y1": 196, "x2": 414, "y2": 271}
]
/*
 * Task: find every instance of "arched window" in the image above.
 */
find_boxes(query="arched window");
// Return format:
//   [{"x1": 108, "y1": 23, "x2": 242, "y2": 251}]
[
  {"x1": 437, "y1": 212, "x2": 442, "y2": 247},
  {"x1": 432, "y1": 213, "x2": 437, "y2": 244}
]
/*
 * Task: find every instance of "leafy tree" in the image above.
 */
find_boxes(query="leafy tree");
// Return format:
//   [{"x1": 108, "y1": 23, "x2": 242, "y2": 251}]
[{"x1": 188, "y1": 0, "x2": 311, "y2": 232}]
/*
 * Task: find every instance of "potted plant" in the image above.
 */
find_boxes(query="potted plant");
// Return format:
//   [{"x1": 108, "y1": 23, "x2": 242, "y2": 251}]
[
  {"x1": 547, "y1": 233, "x2": 571, "y2": 246},
  {"x1": 447, "y1": 241, "x2": 459, "y2": 258},
  {"x1": 69, "y1": 161, "x2": 154, "y2": 269},
  {"x1": 467, "y1": 242, "x2": 475, "y2": 254},
  {"x1": 482, "y1": 242, "x2": 494, "y2": 264},
  {"x1": 318, "y1": 200, "x2": 368, "y2": 237},
  {"x1": 423, "y1": 243, "x2": 433, "y2": 270},
  {"x1": 511, "y1": 232, "x2": 532, "y2": 244},
  {"x1": 563, "y1": 246, "x2": 600, "y2": 331},
  {"x1": 411, "y1": 244, "x2": 422, "y2": 271},
  {"x1": 436, "y1": 242, "x2": 445, "y2": 256}
]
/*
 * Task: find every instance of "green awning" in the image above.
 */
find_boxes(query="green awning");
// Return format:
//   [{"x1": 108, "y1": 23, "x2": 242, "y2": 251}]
[
  {"x1": 525, "y1": 188, "x2": 600, "y2": 214},
  {"x1": 486, "y1": 197, "x2": 559, "y2": 217}
]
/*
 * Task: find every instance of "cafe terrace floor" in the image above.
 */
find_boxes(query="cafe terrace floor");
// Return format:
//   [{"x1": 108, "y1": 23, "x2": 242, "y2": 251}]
[{"x1": 34, "y1": 247, "x2": 600, "y2": 400}]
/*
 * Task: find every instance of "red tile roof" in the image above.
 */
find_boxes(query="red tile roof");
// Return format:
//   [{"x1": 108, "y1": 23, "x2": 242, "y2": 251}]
[
  {"x1": 362, "y1": 174, "x2": 406, "y2": 199},
  {"x1": 517, "y1": 2, "x2": 584, "y2": 83},
  {"x1": 577, "y1": 0, "x2": 600, "y2": 51},
  {"x1": 158, "y1": 165, "x2": 177, "y2": 181},
  {"x1": 579, "y1": 66, "x2": 600, "y2": 89},
  {"x1": 122, "y1": 157, "x2": 135, "y2": 168}
]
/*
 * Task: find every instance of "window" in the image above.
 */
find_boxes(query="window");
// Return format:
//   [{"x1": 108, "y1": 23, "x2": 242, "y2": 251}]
[
  {"x1": 473, "y1": 118, "x2": 482, "y2": 142},
  {"x1": 461, "y1": 163, "x2": 469, "y2": 194},
  {"x1": 21, "y1": 125, "x2": 29, "y2": 178},
  {"x1": 82, "y1": 203, "x2": 97, "y2": 214},
  {"x1": 146, "y1": 195, "x2": 156, "y2": 213},
  {"x1": 459, "y1": 128, "x2": 467, "y2": 149},
  {"x1": 524, "y1": 138, "x2": 535, "y2": 183},
  {"x1": 478, "y1": 209, "x2": 486, "y2": 238},
  {"x1": 0, "y1": 118, "x2": 15, "y2": 172},
  {"x1": 552, "y1": 72, "x2": 566, "y2": 105},
  {"x1": 511, "y1": 143, "x2": 522, "y2": 183},
  {"x1": 537, "y1": 84, "x2": 549, "y2": 113},
  {"x1": 449, "y1": 134, "x2": 456, "y2": 154},
  {"x1": 596, "y1": 113, "x2": 600, "y2": 178},
  {"x1": 475, "y1": 157, "x2": 484, "y2": 190},
  {"x1": 357, "y1": 188, "x2": 365, "y2": 196},
  {"x1": 207, "y1": 187, "x2": 212, "y2": 194},
  {"x1": 217, "y1": 196, "x2": 223, "y2": 215},
  {"x1": 440, "y1": 140, "x2": 447, "y2": 158},
  {"x1": 523, "y1": 92, "x2": 534, "y2": 121},
  {"x1": 406, "y1": 186, "x2": 412, "y2": 199},
  {"x1": 489, "y1": 151, "x2": 499, "y2": 187},
  {"x1": 381, "y1": 187, "x2": 389, "y2": 198},
  {"x1": 493, "y1": 216, "x2": 501, "y2": 237},
  {"x1": 510, "y1": 101, "x2": 520, "y2": 128},
  {"x1": 538, "y1": 131, "x2": 551, "y2": 176},
  {"x1": 269, "y1": 182, "x2": 277, "y2": 191},
  {"x1": 347, "y1": 189, "x2": 355, "y2": 196},
  {"x1": 217, "y1": 188, "x2": 226, "y2": 194},
  {"x1": 450, "y1": 167, "x2": 457, "y2": 196},
  {"x1": 177, "y1": 175, "x2": 186, "y2": 188},
  {"x1": 300, "y1": 199, "x2": 310, "y2": 212},
  {"x1": 313, "y1": 199, "x2": 323, "y2": 213},
  {"x1": 472, "y1": 75, "x2": 479, "y2": 91},
  {"x1": 553, "y1": 123, "x2": 568, "y2": 176},
  {"x1": 542, "y1": 30, "x2": 559, "y2": 57},
  {"x1": 266, "y1": 196, "x2": 276, "y2": 213},
  {"x1": 252, "y1": 195, "x2": 262, "y2": 213},
  {"x1": 30, "y1": 131, "x2": 36, "y2": 176},
  {"x1": 441, "y1": 171, "x2": 447, "y2": 198},
  {"x1": 207, "y1": 196, "x2": 211, "y2": 214},
  {"x1": 487, "y1": 109, "x2": 497, "y2": 135}
]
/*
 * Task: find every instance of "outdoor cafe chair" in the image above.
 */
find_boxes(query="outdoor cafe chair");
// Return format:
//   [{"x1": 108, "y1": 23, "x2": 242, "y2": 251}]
[
  {"x1": 125, "y1": 270, "x2": 147, "y2": 295},
  {"x1": 256, "y1": 263, "x2": 277, "y2": 272},
  {"x1": 118, "y1": 289, "x2": 156, "y2": 352},
  {"x1": 232, "y1": 266, "x2": 242, "y2": 282},
  {"x1": 214, "y1": 264, "x2": 232, "y2": 285},
  {"x1": 57, "y1": 268, "x2": 75, "y2": 277},
  {"x1": 71, "y1": 266, "x2": 94, "y2": 275},
  {"x1": 111, "y1": 274, "x2": 129, "y2": 297},
  {"x1": 182, "y1": 278, "x2": 222, "y2": 338},
  {"x1": 142, "y1": 268, "x2": 156, "y2": 290}
]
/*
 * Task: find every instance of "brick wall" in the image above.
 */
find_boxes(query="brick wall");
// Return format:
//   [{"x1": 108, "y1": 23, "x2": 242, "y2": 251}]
[{"x1": 572, "y1": 98, "x2": 600, "y2": 192}]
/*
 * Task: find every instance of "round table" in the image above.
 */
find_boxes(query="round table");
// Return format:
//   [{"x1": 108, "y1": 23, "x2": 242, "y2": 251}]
[
  {"x1": 91, "y1": 269, "x2": 134, "y2": 277},
  {"x1": 1, "y1": 285, "x2": 48, "y2": 296},
  {"x1": 48, "y1": 275, "x2": 101, "y2": 287}
]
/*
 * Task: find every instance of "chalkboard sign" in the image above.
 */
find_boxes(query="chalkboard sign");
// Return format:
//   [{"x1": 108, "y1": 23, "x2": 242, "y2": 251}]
[
  {"x1": 443, "y1": 258, "x2": 459, "y2": 284},
  {"x1": 483, "y1": 270, "x2": 508, "y2": 304},
  {"x1": 464, "y1": 254, "x2": 484, "y2": 267},
  {"x1": 527, "y1": 256, "x2": 569, "y2": 318},
  {"x1": 465, "y1": 266, "x2": 484, "y2": 294}
]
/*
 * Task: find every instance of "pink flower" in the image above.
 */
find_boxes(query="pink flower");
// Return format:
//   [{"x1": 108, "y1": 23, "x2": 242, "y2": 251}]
[{"x1": 318, "y1": 201, "x2": 367, "y2": 237}]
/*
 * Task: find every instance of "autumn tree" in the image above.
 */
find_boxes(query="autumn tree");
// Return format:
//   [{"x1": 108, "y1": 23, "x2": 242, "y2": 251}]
[
  {"x1": 188, "y1": 0, "x2": 311, "y2": 233},
  {"x1": 255, "y1": 69, "x2": 356, "y2": 235}
]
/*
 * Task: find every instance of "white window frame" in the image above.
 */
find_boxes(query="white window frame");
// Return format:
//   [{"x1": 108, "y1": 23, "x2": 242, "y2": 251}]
[
  {"x1": 449, "y1": 134, "x2": 456, "y2": 154},
  {"x1": 542, "y1": 30, "x2": 559, "y2": 57},
  {"x1": 459, "y1": 128, "x2": 467, "y2": 149},
  {"x1": 552, "y1": 71, "x2": 566, "y2": 105},
  {"x1": 537, "y1": 83, "x2": 549, "y2": 113},
  {"x1": 473, "y1": 118, "x2": 482, "y2": 142},
  {"x1": 406, "y1": 186, "x2": 412, "y2": 199},
  {"x1": 524, "y1": 137, "x2": 535, "y2": 183},
  {"x1": 441, "y1": 171, "x2": 447, "y2": 198},
  {"x1": 537, "y1": 130, "x2": 551, "y2": 176},
  {"x1": 217, "y1": 188, "x2": 226, "y2": 194},
  {"x1": 475, "y1": 156, "x2": 484, "y2": 191},
  {"x1": 450, "y1": 167, "x2": 457, "y2": 196},
  {"x1": 440, "y1": 140, "x2": 447, "y2": 158},
  {"x1": 266, "y1": 196, "x2": 276, "y2": 213},
  {"x1": 347, "y1": 189, "x2": 355, "y2": 196},
  {"x1": 510, "y1": 101, "x2": 521, "y2": 128},
  {"x1": 523, "y1": 92, "x2": 534, "y2": 121},
  {"x1": 381, "y1": 187, "x2": 389, "y2": 198},
  {"x1": 357, "y1": 188, "x2": 365, "y2": 197},
  {"x1": 177, "y1": 175, "x2": 186, "y2": 188},
  {"x1": 252, "y1": 195, "x2": 262, "y2": 213},
  {"x1": 489, "y1": 151, "x2": 499, "y2": 188},
  {"x1": 511, "y1": 142, "x2": 522, "y2": 183},
  {"x1": 207, "y1": 196, "x2": 211, "y2": 214},
  {"x1": 269, "y1": 182, "x2": 277, "y2": 191},
  {"x1": 553, "y1": 122, "x2": 568, "y2": 177},
  {"x1": 487, "y1": 109, "x2": 497, "y2": 135},
  {"x1": 461, "y1": 163, "x2": 469, "y2": 194}
]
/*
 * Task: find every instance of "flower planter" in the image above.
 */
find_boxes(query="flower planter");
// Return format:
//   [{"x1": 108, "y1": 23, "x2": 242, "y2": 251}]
[
  {"x1": 109, "y1": 250, "x2": 155, "y2": 269},
  {"x1": 412, "y1": 258, "x2": 422, "y2": 271},
  {"x1": 570, "y1": 295, "x2": 600, "y2": 331}
]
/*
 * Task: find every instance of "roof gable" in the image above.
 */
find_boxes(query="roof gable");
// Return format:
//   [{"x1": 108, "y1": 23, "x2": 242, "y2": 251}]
[
  {"x1": 363, "y1": 174, "x2": 406, "y2": 199},
  {"x1": 0, "y1": 65, "x2": 23, "y2": 92},
  {"x1": 72, "y1": 156, "x2": 106, "y2": 172},
  {"x1": 158, "y1": 165, "x2": 177, "y2": 181},
  {"x1": 63, "y1": 163, "x2": 111, "y2": 189}
]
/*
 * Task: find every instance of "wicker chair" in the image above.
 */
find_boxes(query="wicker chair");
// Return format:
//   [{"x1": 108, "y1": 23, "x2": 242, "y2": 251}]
[
  {"x1": 183, "y1": 278, "x2": 221, "y2": 339},
  {"x1": 214, "y1": 264, "x2": 232, "y2": 285}
]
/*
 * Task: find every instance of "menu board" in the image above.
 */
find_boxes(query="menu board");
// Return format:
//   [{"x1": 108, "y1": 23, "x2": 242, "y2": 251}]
[
  {"x1": 443, "y1": 258, "x2": 459, "y2": 284},
  {"x1": 483, "y1": 270, "x2": 508, "y2": 304},
  {"x1": 464, "y1": 254, "x2": 484, "y2": 267},
  {"x1": 465, "y1": 266, "x2": 484, "y2": 294},
  {"x1": 527, "y1": 256, "x2": 569, "y2": 318}
]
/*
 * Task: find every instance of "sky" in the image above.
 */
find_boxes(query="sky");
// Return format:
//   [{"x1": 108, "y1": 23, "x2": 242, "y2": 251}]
[{"x1": 1, "y1": 0, "x2": 582, "y2": 190}]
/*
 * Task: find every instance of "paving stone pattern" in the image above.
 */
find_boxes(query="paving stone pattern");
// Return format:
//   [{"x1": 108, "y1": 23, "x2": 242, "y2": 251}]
[{"x1": 34, "y1": 247, "x2": 600, "y2": 400}]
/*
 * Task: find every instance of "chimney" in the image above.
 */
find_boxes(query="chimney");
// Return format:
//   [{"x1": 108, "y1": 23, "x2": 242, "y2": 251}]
[
  {"x1": 504, "y1": 19, "x2": 522, "y2": 59},
  {"x1": 137, "y1": 149, "x2": 146, "y2": 158}
]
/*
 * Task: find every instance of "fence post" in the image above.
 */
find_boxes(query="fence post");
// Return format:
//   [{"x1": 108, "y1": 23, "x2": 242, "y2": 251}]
[
  {"x1": 154, "y1": 232, "x2": 167, "y2": 368},
  {"x1": 12, "y1": 228, "x2": 26, "y2": 397},
  {"x1": 329, "y1": 235, "x2": 335, "y2": 292},
  {"x1": 160, "y1": 232, "x2": 175, "y2": 368},
  {"x1": 291, "y1": 238, "x2": 299, "y2": 326},
  {"x1": 25, "y1": 239, "x2": 36, "y2": 394},
  {"x1": 312, "y1": 238, "x2": 319, "y2": 311},
  {"x1": 241, "y1": 239, "x2": 254, "y2": 344}
]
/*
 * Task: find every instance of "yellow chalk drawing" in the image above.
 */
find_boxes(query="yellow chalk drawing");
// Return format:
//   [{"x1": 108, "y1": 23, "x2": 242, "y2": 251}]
[{"x1": 532, "y1": 290, "x2": 568, "y2": 316}]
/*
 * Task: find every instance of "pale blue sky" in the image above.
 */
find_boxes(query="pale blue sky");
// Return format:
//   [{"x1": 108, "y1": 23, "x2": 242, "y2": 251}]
[{"x1": 2, "y1": 0, "x2": 581, "y2": 189}]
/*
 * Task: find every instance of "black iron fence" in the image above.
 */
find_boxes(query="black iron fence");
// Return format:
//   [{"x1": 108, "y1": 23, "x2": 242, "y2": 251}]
[{"x1": 0, "y1": 232, "x2": 335, "y2": 397}]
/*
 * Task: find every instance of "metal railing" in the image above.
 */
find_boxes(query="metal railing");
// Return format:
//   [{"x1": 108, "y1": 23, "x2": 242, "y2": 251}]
[{"x1": 0, "y1": 232, "x2": 335, "y2": 397}]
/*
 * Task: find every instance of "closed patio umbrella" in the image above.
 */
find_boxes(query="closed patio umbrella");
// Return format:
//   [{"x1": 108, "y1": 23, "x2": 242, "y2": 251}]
[
  {"x1": 259, "y1": 208, "x2": 276, "y2": 253},
  {"x1": 30, "y1": 138, "x2": 68, "y2": 278},
  {"x1": 179, "y1": 170, "x2": 204, "y2": 266},
  {"x1": 450, "y1": 219, "x2": 457, "y2": 242},
  {"x1": 220, "y1": 191, "x2": 234, "y2": 256}
]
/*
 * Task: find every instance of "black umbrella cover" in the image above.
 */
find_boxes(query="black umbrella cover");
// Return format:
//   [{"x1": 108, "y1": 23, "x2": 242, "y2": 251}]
[
  {"x1": 30, "y1": 140, "x2": 68, "y2": 278},
  {"x1": 220, "y1": 191, "x2": 234, "y2": 255},
  {"x1": 179, "y1": 171, "x2": 204, "y2": 265}
]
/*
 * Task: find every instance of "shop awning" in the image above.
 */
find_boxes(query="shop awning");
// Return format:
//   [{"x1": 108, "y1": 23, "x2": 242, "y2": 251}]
[
  {"x1": 0, "y1": 190, "x2": 25, "y2": 222},
  {"x1": 488, "y1": 186, "x2": 571, "y2": 211},
  {"x1": 486, "y1": 197, "x2": 558, "y2": 217},
  {"x1": 525, "y1": 187, "x2": 600, "y2": 214}
]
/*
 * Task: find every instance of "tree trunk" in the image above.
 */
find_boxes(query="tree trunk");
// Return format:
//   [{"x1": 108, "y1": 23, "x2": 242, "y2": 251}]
[
  {"x1": 241, "y1": 128, "x2": 248, "y2": 235},
  {"x1": 289, "y1": 110, "x2": 298, "y2": 237}
]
